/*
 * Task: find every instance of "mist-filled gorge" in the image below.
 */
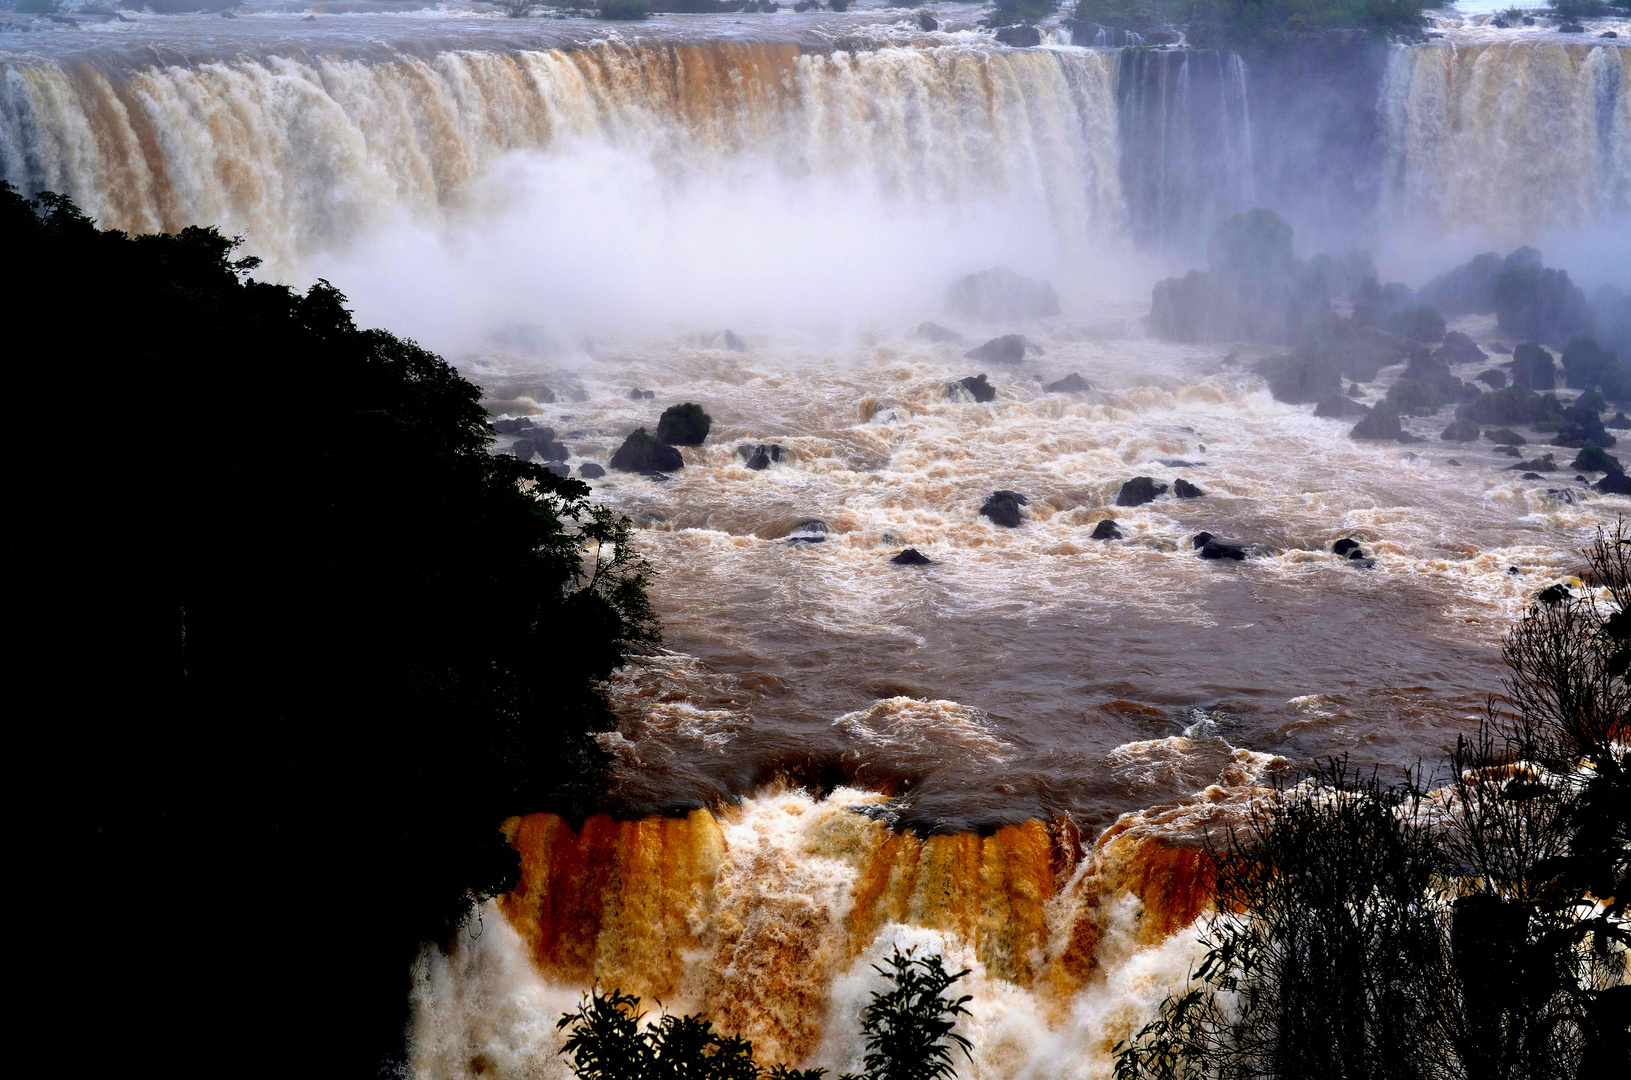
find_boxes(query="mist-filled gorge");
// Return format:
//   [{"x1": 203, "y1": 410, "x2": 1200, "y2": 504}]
[{"x1": 5, "y1": 1, "x2": 1627, "y2": 1078}]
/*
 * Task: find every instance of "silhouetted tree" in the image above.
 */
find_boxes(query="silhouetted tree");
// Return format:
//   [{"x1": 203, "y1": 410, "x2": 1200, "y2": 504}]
[{"x1": 846, "y1": 947, "x2": 974, "y2": 1080}]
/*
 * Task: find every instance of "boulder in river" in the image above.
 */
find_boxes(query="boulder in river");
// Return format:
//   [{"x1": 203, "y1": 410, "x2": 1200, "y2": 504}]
[
  {"x1": 916, "y1": 321, "x2": 962, "y2": 343},
  {"x1": 1485, "y1": 427, "x2": 1526, "y2": 445},
  {"x1": 1193, "y1": 532, "x2": 1247, "y2": 560},
  {"x1": 891, "y1": 548, "x2": 934, "y2": 565},
  {"x1": 579, "y1": 462, "x2": 606, "y2": 479},
  {"x1": 1441, "y1": 416, "x2": 1481, "y2": 442},
  {"x1": 952, "y1": 374, "x2": 997, "y2": 403},
  {"x1": 1333, "y1": 537, "x2": 1363, "y2": 558},
  {"x1": 1476, "y1": 368, "x2": 1509, "y2": 389},
  {"x1": 994, "y1": 25, "x2": 1043, "y2": 47},
  {"x1": 917, "y1": 11, "x2": 937, "y2": 29},
  {"x1": 979, "y1": 490, "x2": 1028, "y2": 528},
  {"x1": 1350, "y1": 400, "x2": 1402, "y2": 440},
  {"x1": 1508, "y1": 453, "x2": 1558, "y2": 472},
  {"x1": 738, "y1": 443, "x2": 785, "y2": 470},
  {"x1": 1550, "y1": 398, "x2": 1616, "y2": 449},
  {"x1": 1596, "y1": 471, "x2": 1631, "y2": 494},
  {"x1": 963, "y1": 334, "x2": 1032, "y2": 365},
  {"x1": 657, "y1": 402, "x2": 712, "y2": 445},
  {"x1": 1173, "y1": 478, "x2": 1205, "y2": 499},
  {"x1": 1571, "y1": 445, "x2": 1622, "y2": 474},
  {"x1": 493, "y1": 416, "x2": 536, "y2": 435},
  {"x1": 1091, "y1": 519, "x2": 1123, "y2": 540},
  {"x1": 610, "y1": 428, "x2": 685, "y2": 473},
  {"x1": 1256, "y1": 352, "x2": 1340, "y2": 404},
  {"x1": 1510, "y1": 342, "x2": 1558, "y2": 391},
  {"x1": 1433, "y1": 330, "x2": 1486, "y2": 367},
  {"x1": 946, "y1": 266, "x2": 1059, "y2": 320},
  {"x1": 1115, "y1": 476, "x2": 1168, "y2": 506},
  {"x1": 788, "y1": 519, "x2": 829, "y2": 543},
  {"x1": 1315, "y1": 393, "x2": 1370, "y2": 418},
  {"x1": 1045, "y1": 372, "x2": 1092, "y2": 393}
]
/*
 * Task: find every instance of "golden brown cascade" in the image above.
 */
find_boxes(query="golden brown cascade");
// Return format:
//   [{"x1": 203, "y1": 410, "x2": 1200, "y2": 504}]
[{"x1": 499, "y1": 787, "x2": 1221, "y2": 1063}]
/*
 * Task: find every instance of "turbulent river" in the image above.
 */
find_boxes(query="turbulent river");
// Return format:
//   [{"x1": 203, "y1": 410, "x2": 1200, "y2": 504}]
[{"x1": 6, "y1": 4, "x2": 1629, "y2": 1077}]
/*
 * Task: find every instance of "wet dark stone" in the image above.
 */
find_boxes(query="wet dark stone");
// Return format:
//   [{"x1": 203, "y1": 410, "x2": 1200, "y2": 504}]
[
  {"x1": 722, "y1": 329, "x2": 747, "y2": 351},
  {"x1": 1350, "y1": 401, "x2": 1402, "y2": 440},
  {"x1": 1511, "y1": 342, "x2": 1558, "y2": 391},
  {"x1": 788, "y1": 519, "x2": 829, "y2": 543},
  {"x1": 963, "y1": 334, "x2": 1030, "y2": 365},
  {"x1": 1333, "y1": 538, "x2": 1363, "y2": 557},
  {"x1": 1198, "y1": 537, "x2": 1248, "y2": 560},
  {"x1": 1570, "y1": 445, "x2": 1622, "y2": 474},
  {"x1": 1476, "y1": 368, "x2": 1509, "y2": 389},
  {"x1": 917, "y1": 321, "x2": 962, "y2": 343},
  {"x1": 891, "y1": 548, "x2": 934, "y2": 565},
  {"x1": 541, "y1": 462, "x2": 570, "y2": 477},
  {"x1": 1441, "y1": 416, "x2": 1481, "y2": 442},
  {"x1": 917, "y1": 11, "x2": 937, "y2": 29},
  {"x1": 1509, "y1": 453, "x2": 1557, "y2": 472},
  {"x1": 1433, "y1": 331, "x2": 1486, "y2": 366},
  {"x1": 1115, "y1": 476, "x2": 1168, "y2": 506},
  {"x1": 628, "y1": 388, "x2": 656, "y2": 400},
  {"x1": 1485, "y1": 427, "x2": 1527, "y2": 445},
  {"x1": 955, "y1": 374, "x2": 997, "y2": 403},
  {"x1": 979, "y1": 490, "x2": 1028, "y2": 528},
  {"x1": 1596, "y1": 471, "x2": 1631, "y2": 495},
  {"x1": 1045, "y1": 372, "x2": 1092, "y2": 393},
  {"x1": 1192, "y1": 532, "x2": 1214, "y2": 548},
  {"x1": 1316, "y1": 393, "x2": 1369, "y2": 418},
  {"x1": 493, "y1": 417, "x2": 536, "y2": 435},
  {"x1": 739, "y1": 443, "x2": 786, "y2": 470},
  {"x1": 657, "y1": 402, "x2": 712, "y2": 445},
  {"x1": 994, "y1": 25, "x2": 1042, "y2": 46},
  {"x1": 1091, "y1": 519, "x2": 1123, "y2": 540},
  {"x1": 1173, "y1": 478, "x2": 1205, "y2": 499},
  {"x1": 1348, "y1": 548, "x2": 1368, "y2": 561},
  {"x1": 579, "y1": 462, "x2": 606, "y2": 479},
  {"x1": 1610, "y1": 413, "x2": 1631, "y2": 429},
  {"x1": 610, "y1": 428, "x2": 685, "y2": 473},
  {"x1": 1521, "y1": 472, "x2": 1543, "y2": 479}
]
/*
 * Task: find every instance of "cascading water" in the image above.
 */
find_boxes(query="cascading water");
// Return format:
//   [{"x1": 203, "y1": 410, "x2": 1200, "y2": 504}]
[
  {"x1": 1114, "y1": 48, "x2": 1253, "y2": 251},
  {"x1": 0, "y1": 40, "x2": 1126, "y2": 273},
  {"x1": 1381, "y1": 39, "x2": 1631, "y2": 243}
]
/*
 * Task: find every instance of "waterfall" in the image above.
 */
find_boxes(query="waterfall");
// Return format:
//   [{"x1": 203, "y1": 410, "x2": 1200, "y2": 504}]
[
  {"x1": 1381, "y1": 40, "x2": 1631, "y2": 243},
  {"x1": 0, "y1": 41, "x2": 1127, "y2": 274},
  {"x1": 1114, "y1": 49, "x2": 1254, "y2": 252},
  {"x1": 408, "y1": 784, "x2": 1247, "y2": 1080}
]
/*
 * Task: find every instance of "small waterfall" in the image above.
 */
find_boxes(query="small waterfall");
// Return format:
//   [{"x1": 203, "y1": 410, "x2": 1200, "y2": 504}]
[
  {"x1": 0, "y1": 41, "x2": 1127, "y2": 273},
  {"x1": 1114, "y1": 49, "x2": 1254, "y2": 251},
  {"x1": 1381, "y1": 40, "x2": 1631, "y2": 242}
]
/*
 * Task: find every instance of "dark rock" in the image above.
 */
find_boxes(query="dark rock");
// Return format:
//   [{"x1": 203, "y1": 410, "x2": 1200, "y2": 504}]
[
  {"x1": 1463, "y1": 385, "x2": 1561, "y2": 426},
  {"x1": 740, "y1": 443, "x2": 785, "y2": 470},
  {"x1": 1496, "y1": 260, "x2": 1591, "y2": 344},
  {"x1": 1489, "y1": 343, "x2": 1513, "y2": 354},
  {"x1": 579, "y1": 462, "x2": 606, "y2": 479},
  {"x1": 1191, "y1": 532, "x2": 1214, "y2": 548},
  {"x1": 1091, "y1": 519, "x2": 1123, "y2": 540},
  {"x1": 657, "y1": 402, "x2": 712, "y2": 445},
  {"x1": 493, "y1": 416, "x2": 536, "y2": 435},
  {"x1": 979, "y1": 490, "x2": 1028, "y2": 527},
  {"x1": 1510, "y1": 342, "x2": 1558, "y2": 391},
  {"x1": 917, "y1": 11, "x2": 937, "y2": 29},
  {"x1": 1550, "y1": 398, "x2": 1615, "y2": 449},
  {"x1": 788, "y1": 520, "x2": 829, "y2": 543},
  {"x1": 1485, "y1": 427, "x2": 1526, "y2": 445},
  {"x1": 610, "y1": 428, "x2": 685, "y2": 473},
  {"x1": 628, "y1": 388, "x2": 657, "y2": 400},
  {"x1": 1596, "y1": 471, "x2": 1631, "y2": 494},
  {"x1": 1537, "y1": 583, "x2": 1571, "y2": 605},
  {"x1": 1475, "y1": 368, "x2": 1509, "y2": 389},
  {"x1": 994, "y1": 25, "x2": 1042, "y2": 47},
  {"x1": 511, "y1": 438, "x2": 536, "y2": 461},
  {"x1": 1441, "y1": 416, "x2": 1481, "y2": 442},
  {"x1": 1333, "y1": 537, "x2": 1363, "y2": 557},
  {"x1": 1559, "y1": 21, "x2": 1584, "y2": 32},
  {"x1": 721, "y1": 329, "x2": 747, "y2": 351},
  {"x1": 1115, "y1": 477, "x2": 1168, "y2": 507},
  {"x1": 1610, "y1": 413, "x2": 1631, "y2": 430},
  {"x1": 954, "y1": 374, "x2": 997, "y2": 403},
  {"x1": 1522, "y1": 472, "x2": 1543, "y2": 479},
  {"x1": 1497, "y1": 445, "x2": 1523, "y2": 457},
  {"x1": 1316, "y1": 393, "x2": 1370, "y2": 418},
  {"x1": 916, "y1": 321, "x2": 962, "y2": 343},
  {"x1": 1257, "y1": 352, "x2": 1340, "y2": 403},
  {"x1": 1397, "y1": 431, "x2": 1427, "y2": 444},
  {"x1": 963, "y1": 334, "x2": 1030, "y2": 365},
  {"x1": 891, "y1": 548, "x2": 934, "y2": 565},
  {"x1": 1387, "y1": 304, "x2": 1446, "y2": 343},
  {"x1": 828, "y1": 0, "x2": 848, "y2": 8},
  {"x1": 946, "y1": 266, "x2": 1059, "y2": 320},
  {"x1": 1173, "y1": 478, "x2": 1205, "y2": 499},
  {"x1": 1198, "y1": 537, "x2": 1248, "y2": 560},
  {"x1": 542, "y1": 462, "x2": 570, "y2": 477},
  {"x1": 1603, "y1": 30, "x2": 1619, "y2": 38},
  {"x1": 1509, "y1": 453, "x2": 1557, "y2": 472},
  {"x1": 1350, "y1": 400, "x2": 1402, "y2": 440},
  {"x1": 1045, "y1": 372, "x2": 1092, "y2": 393},
  {"x1": 1433, "y1": 330, "x2": 1486, "y2": 367}
]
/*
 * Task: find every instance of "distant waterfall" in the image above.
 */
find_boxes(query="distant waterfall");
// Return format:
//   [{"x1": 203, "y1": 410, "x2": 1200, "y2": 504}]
[
  {"x1": 1381, "y1": 40, "x2": 1631, "y2": 241},
  {"x1": 1114, "y1": 48, "x2": 1254, "y2": 251},
  {"x1": 0, "y1": 42, "x2": 1126, "y2": 272}
]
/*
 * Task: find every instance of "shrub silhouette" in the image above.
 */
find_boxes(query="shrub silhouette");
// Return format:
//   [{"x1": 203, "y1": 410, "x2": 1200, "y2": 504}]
[
  {"x1": 846, "y1": 947, "x2": 973, "y2": 1080},
  {"x1": 559, "y1": 988, "x2": 825, "y2": 1080}
]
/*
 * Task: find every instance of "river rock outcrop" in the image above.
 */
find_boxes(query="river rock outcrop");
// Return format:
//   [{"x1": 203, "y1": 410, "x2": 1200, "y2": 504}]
[
  {"x1": 1115, "y1": 477, "x2": 1168, "y2": 506},
  {"x1": 611, "y1": 428, "x2": 685, "y2": 473},
  {"x1": 946, "y1": 266, "x2": 1060, "y2": 321},
  {"x1": 980, "y1": 490, "x2": 1028, "y2": 527}
]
